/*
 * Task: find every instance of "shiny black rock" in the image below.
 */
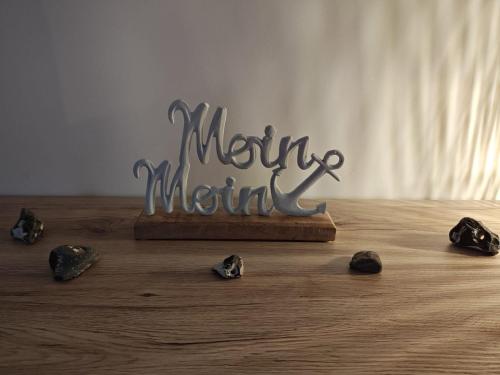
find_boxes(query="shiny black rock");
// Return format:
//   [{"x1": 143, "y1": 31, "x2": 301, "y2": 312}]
[
  {"x1": 449, "y1": 217, "x2": 499, "y2": 256},
  {"x1": 213, "y1": 255, "x2": 244, "y2": 279},
  {"x1": 10, "y1": 208, "x2": 44, "y2": 244},
  {"x1": 49, "y1": 245, "x2": 99, "y2": 281},
  {"x1": 350, "y1": 251, "x2": 382, "y2": 273}
]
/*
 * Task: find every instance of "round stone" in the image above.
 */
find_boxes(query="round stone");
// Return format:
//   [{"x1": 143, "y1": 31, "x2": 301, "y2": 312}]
[{"x1": 349, "y1": 251, "x2": 382, "y2": 273}]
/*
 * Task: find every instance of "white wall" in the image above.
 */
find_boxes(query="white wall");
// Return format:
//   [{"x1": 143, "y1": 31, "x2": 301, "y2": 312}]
[{"x1": 0, "y1": 0, "x2": 499, "y2": 199}]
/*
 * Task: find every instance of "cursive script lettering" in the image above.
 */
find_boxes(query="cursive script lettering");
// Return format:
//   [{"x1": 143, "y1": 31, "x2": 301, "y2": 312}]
[{"x1": 134, "y1": 99, "x2": 344, "y2": 216}]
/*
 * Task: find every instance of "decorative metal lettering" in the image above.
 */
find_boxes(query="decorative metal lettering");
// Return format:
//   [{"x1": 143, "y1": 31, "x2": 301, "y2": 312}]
[{"x1": 134, "y1": 99, "x2": 344, "y2": 216}]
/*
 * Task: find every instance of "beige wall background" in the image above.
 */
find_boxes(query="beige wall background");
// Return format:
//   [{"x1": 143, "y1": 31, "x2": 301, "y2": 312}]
[{"x1": 0, "y1": 0, "x2": 499, "y2": 199}]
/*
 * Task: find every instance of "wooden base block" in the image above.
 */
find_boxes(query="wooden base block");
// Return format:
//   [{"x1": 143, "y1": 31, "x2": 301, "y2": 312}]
[{"x1": 134, "y1": 209, "x2": 336, "y2": 242}]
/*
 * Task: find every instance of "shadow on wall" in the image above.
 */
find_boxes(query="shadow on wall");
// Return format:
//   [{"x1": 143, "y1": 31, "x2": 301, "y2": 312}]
[
  {"x1": 0, "y1": 0, "x2": 498, "y2": 199},
  {"x1": 354, "y1": 0, "x2": 500, "y2": 200}
]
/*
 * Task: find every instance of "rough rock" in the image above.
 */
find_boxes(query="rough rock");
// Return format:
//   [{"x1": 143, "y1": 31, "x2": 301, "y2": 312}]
[
  {"x1": 349, "y1": 251, "x2": 382, "y2": 273},
  {"x1": 49, "y1": 245, "x2": 99, "y2": 281},
  {"x1": 449, "y1": 217, "x2": 499, "y2": 255},
  {"x1": 10, "y1": 208, "x2": 44, "y2": 244},
  {"x1": 213, "y1": 255, "x2": 244, "y2": 279}
]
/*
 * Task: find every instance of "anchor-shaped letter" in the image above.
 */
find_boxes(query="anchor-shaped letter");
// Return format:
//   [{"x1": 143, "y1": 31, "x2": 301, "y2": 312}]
[{"x1": 270, "y1": 149, "x2": 344, "y2": 216}]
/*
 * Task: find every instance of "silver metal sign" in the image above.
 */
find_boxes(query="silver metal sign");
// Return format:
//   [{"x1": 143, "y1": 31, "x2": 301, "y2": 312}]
[{"x1": 134, "y1": 99, "x2": 344, "y2": 216}]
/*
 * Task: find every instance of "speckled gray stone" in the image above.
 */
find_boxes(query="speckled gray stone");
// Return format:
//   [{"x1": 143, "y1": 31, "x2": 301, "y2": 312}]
[
  {"x1": 213, "y1": 255, "x2": 244, "y2": 279},
  {"x1": 49, "y1": 245, "x2": 99, "y2": 281},
  {"x1": 449, "y1": 217, "x2": 499, "y2": 256},
  {"x1": 350, "y1": 251, "x2": 382, "y2": 273},
  {"x1": 10, "y1": 208, "x2": 44, "y2": 244}
]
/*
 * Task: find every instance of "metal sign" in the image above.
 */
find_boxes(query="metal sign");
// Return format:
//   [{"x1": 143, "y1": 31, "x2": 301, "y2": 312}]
[{"x1": 134, "y1": 99, "x2": 344, "y2": 216}]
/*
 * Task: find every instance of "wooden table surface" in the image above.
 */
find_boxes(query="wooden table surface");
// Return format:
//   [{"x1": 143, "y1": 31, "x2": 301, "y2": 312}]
[{"x1": 1, "y1": 197, "x2": 500, "y2": 374}]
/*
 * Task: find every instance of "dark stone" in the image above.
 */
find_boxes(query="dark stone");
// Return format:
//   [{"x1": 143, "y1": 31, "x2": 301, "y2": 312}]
[
  {"x1": 449, "y1": 217, "x2": 499, "y2": 256},
  {"x1": 49, "y1": 245, "x2": 99, "y2": 281},
  {"x1": 10, "y1": 208, "x2": 44, "y2": 244},
  {"x1": 213, "y1": 255, "x2": 244, "y2": 279},
  {"x1": 350, "y1": 251, "x2": 382, "y2": 273}
]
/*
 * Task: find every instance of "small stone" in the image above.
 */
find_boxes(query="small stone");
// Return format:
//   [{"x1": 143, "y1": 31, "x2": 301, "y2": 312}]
[
  {"x1": 49, "y1": 245, "x2": 99, "y2": 281},
  {"x1": 350, "y1": 251, "x2": 382, "y2": 273},
  {"x1": 213, "y1": 255, "x2": 244, "y2": 279},
  {"x1": 449, "y1": 217, "x2": 499, "y2": 256},
  {"x1": 10, "y1": 208, "x2": 44, "y2": 244}
]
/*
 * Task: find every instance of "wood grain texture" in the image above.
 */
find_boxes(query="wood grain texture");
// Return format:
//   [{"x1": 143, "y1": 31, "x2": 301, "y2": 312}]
[
  {"x1": 1, "y1": 197, "x2": 500, "y2": 374},
  {"x1": 134, "y1": 209, "x2": 336, "y2": 241}
]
